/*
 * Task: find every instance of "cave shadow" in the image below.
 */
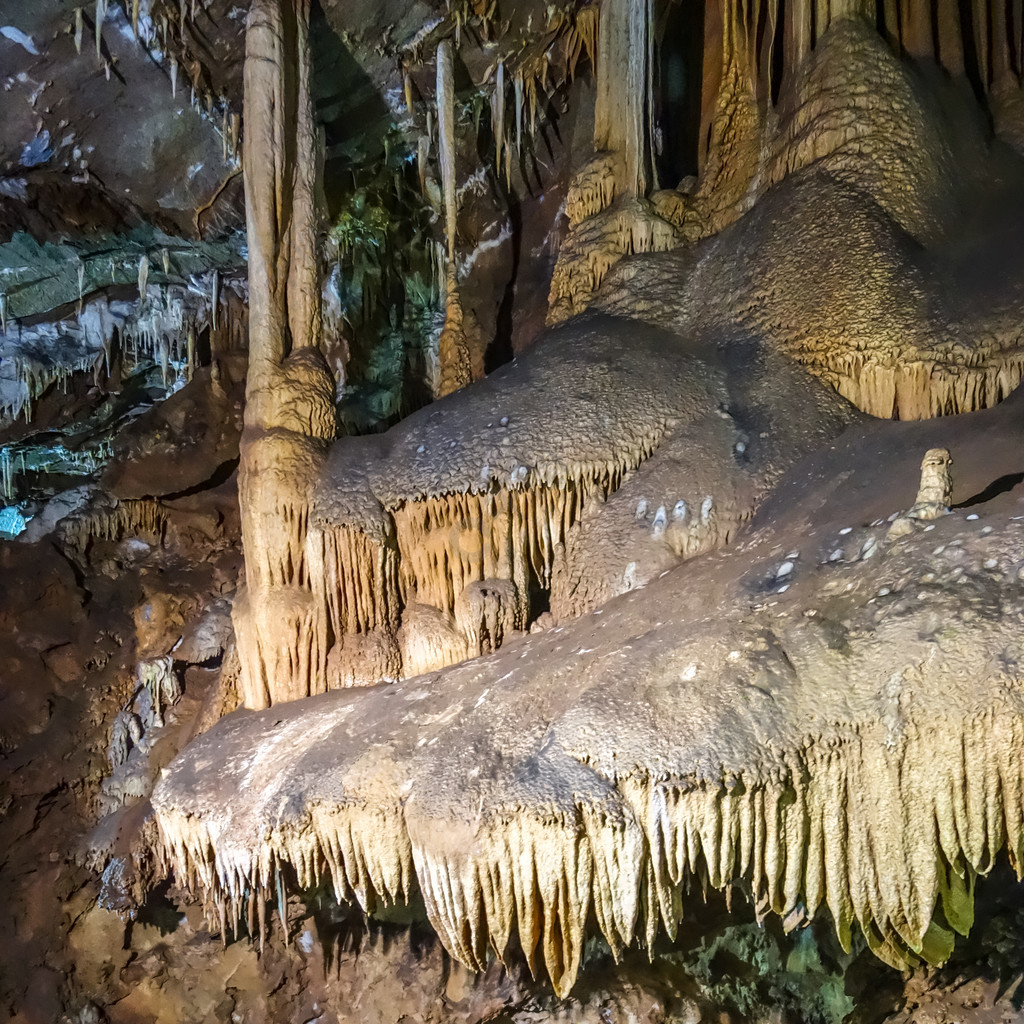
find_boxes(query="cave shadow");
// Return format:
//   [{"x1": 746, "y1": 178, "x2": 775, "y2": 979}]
[
  {"x1": 310, "y1": 0, "x2": 393, "y2": 220},
  {"x1": 655, "y1": 0, "x2": 704, "y2": 186},
  {"x1": 954, "y1": 472, "x2": 1024, "y2": 508},
  {"x1": 132, "y1": 879, "x2": 183, "y2": 936},
  {"x1": 928, "y1": 860, "x2": 1024, "y2": 1010}
]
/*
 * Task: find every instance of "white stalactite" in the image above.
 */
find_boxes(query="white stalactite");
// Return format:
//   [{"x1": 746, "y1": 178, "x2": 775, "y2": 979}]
[
  {"x1": 95, "y1": 0, "x2": 106, "y2": 61},
  {"x1": 137, "y1": 254, "x2": 149, "y2": 305},
  {"x1": 492, "y1": 61, "x2": 505, "y2": 175},
  {"x1": 436, "y1": 40, "x2": 457, "y2": 262}
]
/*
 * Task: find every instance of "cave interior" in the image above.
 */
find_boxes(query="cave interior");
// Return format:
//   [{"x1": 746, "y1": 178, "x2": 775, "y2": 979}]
[{"x1": 4, "y1": 0, "x2": 1024, "y2": 1022}]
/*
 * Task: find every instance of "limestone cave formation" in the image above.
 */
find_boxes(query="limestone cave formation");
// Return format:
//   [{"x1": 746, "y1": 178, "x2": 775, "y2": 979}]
[{"x1": 4, "y1": 0, "x2": 1024, "y2": 1022}]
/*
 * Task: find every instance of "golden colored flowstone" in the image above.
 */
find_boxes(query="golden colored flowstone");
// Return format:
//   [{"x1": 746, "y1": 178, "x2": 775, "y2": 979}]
[{"x1": 153, "y1": 395, "x2": 1024, "y2": 997}]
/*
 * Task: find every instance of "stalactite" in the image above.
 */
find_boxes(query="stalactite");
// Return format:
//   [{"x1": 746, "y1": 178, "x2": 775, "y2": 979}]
[
  {"x1": 95, "y1": 0, "x2": 106, "y2": 61},
  {"x1": 788, "y1": 0, "x2": 812, "y2": 67},
  {"x1": 492, "y1": 61, "x2": 505, "y2": 175},
  {"x1": 991, "y1": 0, "x2": 1015, "y2": 83},
  {"x1": 1, "y1": 448, "x2": 13, "y2": 504},
  {"x1": 210, "y1": 270, "x2": 219, "y2": 330},
  {"x1": 313, "y1": 441, "x2": 660, "y2": 682},
  {"x1": 514, "y1": 71, "x2": 524, "y2": 153},
  {"x1": 60, "y1": 498, "x2": 168, "y2": 558},
  {"x1": 154, "y1": 705, "x2": 1024, "y2": 999},
  {"x1": 404, "y1": 69, "x2": 415, "y2": 114},
  {"x1": 975, "y1": 0, "x2": 991, "y2": 87},
  {"x1": 137, "y1": 656, "x2": 181, "y2": 729},
  {"x1": 547, "y1": 0, "x2": 672, "y2": 322},
  {"x1": 436, "y1": 40, "x2": 458, "y2": 264},
  {"x1": 137, "y1": 253, "x2": 149, "y2": 304},
  {"x1": 796, "y1": 350, "x2": 1024, "y2": 420},
  {"x1": 548, "y1": 196, "x2": 678, "y2": 323},
  {"x1": 569, "y1": 5, "x2": 598, "y2": 77}
]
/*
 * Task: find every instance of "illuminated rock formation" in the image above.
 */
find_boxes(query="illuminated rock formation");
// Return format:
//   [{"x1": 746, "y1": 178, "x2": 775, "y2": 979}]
[
  {"x1": 153, "y1": 388, "x2": 1024, "y2": 998},
  {"x1": 231, "y1": 0, "x2": 337, "y2": 708},
  {"x1": 908, "y1": 449, "x2": 954, "y2": 520},
  {"x1": 225, "y1": 0, "x2": 1024, "y2": 703},
  {"x1": 554, "y1": 8, "x2": 1024, "y2": 420},
  {"x1": 8, "y1": 0, "x2": 1024, "y2": 1020},
  {"x1": 304, "y1": 315, "x2": 855, "y2": 683}
]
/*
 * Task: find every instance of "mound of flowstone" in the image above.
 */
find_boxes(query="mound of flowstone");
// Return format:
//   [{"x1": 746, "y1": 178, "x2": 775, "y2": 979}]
[{"x1": 153, "y1": 387, "x2": 1024, "y2": 995}]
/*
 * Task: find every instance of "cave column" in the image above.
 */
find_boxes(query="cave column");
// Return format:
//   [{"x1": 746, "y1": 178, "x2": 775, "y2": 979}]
[
  {"x1": 233, "y1": 0, "x2": 337, "y2": 708},
  {"x1": 594, "y1": 0, "x2": 655, "y2": 195}
]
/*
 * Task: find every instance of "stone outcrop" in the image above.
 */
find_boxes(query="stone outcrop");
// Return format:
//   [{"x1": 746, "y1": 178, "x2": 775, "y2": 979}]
[{"x1": 154, "y1": 388, "x2": 1024, "y2": 997}]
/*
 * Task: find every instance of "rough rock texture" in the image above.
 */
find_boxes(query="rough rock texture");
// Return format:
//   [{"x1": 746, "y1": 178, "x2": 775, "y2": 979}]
[
  {"x1": 154, "y1": 386, "x2": 1024, "y2": 998},
  {"x1": 231, "y1": 0, "x2": 337, "y2": 709},
  {"x1": 308, "y1": 314, "x2": 856, "y2": 682},
  {"x1": 7, "y1": 0, "x2": 1024, "y2": 1021},
  {"x1": 562, "y1": 17, "x2": 1024, "y2": 420}
]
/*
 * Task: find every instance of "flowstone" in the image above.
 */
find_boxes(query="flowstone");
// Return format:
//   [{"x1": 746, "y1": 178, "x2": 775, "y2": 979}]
[
  {"x1": 307, "y1": 315, "x2": 856, "y2": 682},
  {"x1": 153, "y1": 388, "x2": 1024, "y2": 997}
]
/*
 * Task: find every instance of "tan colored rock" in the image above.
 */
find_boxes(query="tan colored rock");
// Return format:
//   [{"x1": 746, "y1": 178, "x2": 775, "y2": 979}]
[
  {"x1": 908, "y1": 448, "x2": 953, "y2": 520},
  {"x1": 153, "y1": 394, "x2": 1024, "y2": 997},
  {"x1": 232, "y1": 0, "x2": 336, "y2": 708}
]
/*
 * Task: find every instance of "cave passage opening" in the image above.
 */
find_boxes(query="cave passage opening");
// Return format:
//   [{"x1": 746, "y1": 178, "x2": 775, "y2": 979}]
[{"x1": 656, "y1": 0, "x2": 706, "y2": 186}]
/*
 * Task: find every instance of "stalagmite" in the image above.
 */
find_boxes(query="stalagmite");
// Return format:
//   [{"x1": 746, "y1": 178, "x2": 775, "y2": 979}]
[
  {"x1": 437, "y1": 266, "x2": 472, "y2": 398},
  {"x1": 232, "y1": 0, "x2": 336, "y2": 708},
  {"x1": 908, "y1": 448, "x2": 953, "y2": 519},
  {"x1": 455, "y1": 578, "x2": 517, "y2": 656}
]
